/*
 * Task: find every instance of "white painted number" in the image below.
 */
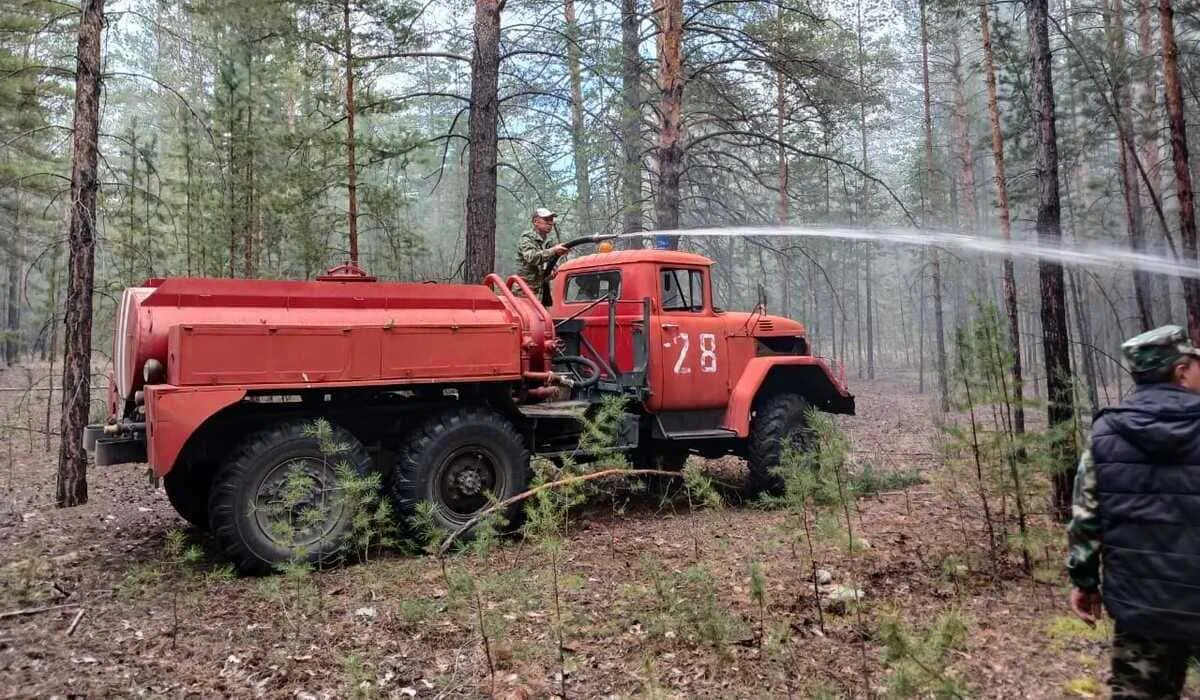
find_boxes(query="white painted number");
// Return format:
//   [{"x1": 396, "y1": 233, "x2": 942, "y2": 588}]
[
  {"x1": 699, "y1": 333, "x2": 718, "y2": 373},
  {"x1": 673, "y1": 333, "x2": 691, "y2": 374},
  {"x1": 673, "y1": 332, "x2": 718, "y2": 374}
]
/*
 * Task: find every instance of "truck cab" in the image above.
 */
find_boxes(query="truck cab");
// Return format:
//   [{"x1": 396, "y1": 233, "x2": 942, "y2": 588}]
[{"x1": 544, "y1": 247, "x2": 852, "y2": 446}]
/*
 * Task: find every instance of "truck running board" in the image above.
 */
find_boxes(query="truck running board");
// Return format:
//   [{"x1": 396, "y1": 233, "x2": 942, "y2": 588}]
[
  {"x1": 519, "y1": 400, "x2": 592, "y2": 420},
  {"x1": 659, "y1": 428, "x2": 737, "y2": 441}
]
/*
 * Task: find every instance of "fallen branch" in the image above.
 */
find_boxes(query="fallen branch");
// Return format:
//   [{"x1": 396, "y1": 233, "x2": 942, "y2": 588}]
[
  {"x1": 438, "y1": 468, "x2": 682, "y2": 556},
  {"x1": 0, "y1": 603, "x2": 80, "y2": 620},
  {"x1": 65, "y1": 608, "x2": 85, "y2": 636}
]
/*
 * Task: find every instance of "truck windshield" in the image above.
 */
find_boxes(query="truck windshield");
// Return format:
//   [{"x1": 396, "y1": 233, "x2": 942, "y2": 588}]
[{"x1": 661, "y1": 268, "x2": 704, "y2": 312}]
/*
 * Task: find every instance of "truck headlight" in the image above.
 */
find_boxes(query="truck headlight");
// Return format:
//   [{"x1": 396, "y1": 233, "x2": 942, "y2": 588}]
[{"x1": 143, "y1": 359, "x2": 165, "y2": 385}]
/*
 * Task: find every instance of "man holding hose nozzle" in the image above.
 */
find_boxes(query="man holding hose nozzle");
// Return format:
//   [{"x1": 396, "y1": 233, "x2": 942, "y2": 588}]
[
  {"x1": 1067, "y1": 324, "x2": 1200, "y2": 699},
  {"x1": 516, "y1": 207, "x2": 569, "y2": 305}
]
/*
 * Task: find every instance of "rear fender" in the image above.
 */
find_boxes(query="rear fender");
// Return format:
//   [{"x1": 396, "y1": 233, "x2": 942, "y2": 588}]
[
  {"x1": 721, "y1": 357, "x2": 855, "y2": 437},
  {"x1": 145, "y1": 385, "x2": 247, "y2": 477}
]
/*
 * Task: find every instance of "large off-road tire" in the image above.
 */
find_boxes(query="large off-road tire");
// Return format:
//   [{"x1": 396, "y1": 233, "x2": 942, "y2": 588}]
[
  {"x1": 391, "y1": 407, "x2": 530, "y2": 536},
  {"x1": 746, "y1": 393, "x2": 813, "y2": 497},
  {"x1": 163, "y1": 459, "x2": 213, "y2": 530},
  {"x1": 208, "y1": 420, "x2": 372, "y2": 575}
]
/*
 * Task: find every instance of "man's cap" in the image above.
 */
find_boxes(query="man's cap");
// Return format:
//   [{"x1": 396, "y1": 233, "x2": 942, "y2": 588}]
[
  {"x1": 533, "y1": 207, "x2": 556, "y2": 219},
  {"x1": 1121, "y1": 324, "x2": 1200, "y2": 374}
]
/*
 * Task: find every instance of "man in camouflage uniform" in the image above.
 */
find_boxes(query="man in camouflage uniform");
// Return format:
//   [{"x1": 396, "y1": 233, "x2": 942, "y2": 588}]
[
  {"x1": 1068, "y1": 324, "x2": 1200, "y2": 699},
  {"x1": 515, "y1": 207, "x2": 568, "y2": 304}
]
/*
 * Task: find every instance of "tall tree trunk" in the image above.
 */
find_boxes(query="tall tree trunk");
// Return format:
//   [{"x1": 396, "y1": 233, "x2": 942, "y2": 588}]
[
  {"x1": 565, "y1": 0, "x2": 593, "y2": 237},
  {"x1": 464, "y1": 0, "x2": 502, "y2": 283},
  {"x1": 921, "y1": 0, "x2": 948, "y2": 411},
  {"x1": 126, "y1": 126, "x2": 137, "y2": 283},
  {"x1": 1160, "y1": 0, "x2": 1200, "y2": 340},
  {"x1": 855, "y1": 257, "x2": 863, "y2": 378},
  {"x1": 1028, "y1": 0, "x2": 1077, "y2": 522},
  {"x1": 776, "y1": 47, "x2": 792, "y2": 318},
  {"x1": 5, "y1": 187, "x2": 21, "y2": 365},
  {"x1": 952, "y1": 33, "x2": 988, "y2": 315},
  {"x1": 865, "y1": 253, "x2": 874, "y2": 378},
  {"x1": 227, "y1": 93, "x2": 237, "y2": 277},
  {"x1": 1137, "y1": 0, "x2": 1172, "y2": 319},
  {"x1": 919, "y1": 271, "x2": 926, "y2": 393},
  {"x1": 344, "y1": 0, "x2": 360, "y2": 266},
  {"x1": 242, "y1": 51, "x2": 255, "y2": 278},
  {"x1": 654, "y1": 0, "x2": 683, "y2": 247},
  {"x1": 1069, "y1": 270, "x2": 1101, "y2": 415},
  {"x1": 858, "y1": 0, "x2": 875, "y2": 379},
  {"x1": 619, "y1": 0, "x2": 641, "y2": 241},
  {"x1": 1105, "y1": 0, "x2": 1153, "y2": 329},
  {"x1": 951, "y1": 37, "x2": 978, "y2": 236},
  {"x1": 777, "y1": 72, "x2": 787, "y2": 230},
  {"x1": 58, "y1": 0, "x2": 105, "y2": 508},
  {"x1": 44, "y1": 240, "x2": 62, "y2": 450},
  {"x1": 980, "y1": 0, "x2": 1025, "y2": 437}
]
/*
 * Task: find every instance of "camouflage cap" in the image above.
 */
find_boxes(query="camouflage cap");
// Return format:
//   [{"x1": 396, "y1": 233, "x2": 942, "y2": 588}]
[{"x1": 1121, "y1": 324, "x2": 1200, "y2": 374}]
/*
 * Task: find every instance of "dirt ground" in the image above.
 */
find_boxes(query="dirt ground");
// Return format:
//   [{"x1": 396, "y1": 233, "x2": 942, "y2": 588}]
[{"x1": 0, "y1": 364, "x2": 1195, "y2": 699}]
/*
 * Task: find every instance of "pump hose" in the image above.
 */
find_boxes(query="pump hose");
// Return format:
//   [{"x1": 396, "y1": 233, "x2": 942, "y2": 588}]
[
  {"x1": 542, "y1": 233, "x2": 622, "y2": 279},
  {"x1": 555, "y1": 355, "x2": 601, "y2": 389}
]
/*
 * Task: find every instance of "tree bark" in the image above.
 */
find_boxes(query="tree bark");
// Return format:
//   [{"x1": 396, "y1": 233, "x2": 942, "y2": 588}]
[
  {"x1": 1105, "y1": 0, "x2": 1153, "y2": 330},
  {"x1": 244, "y1": 51, "x2": 255, "y2": 277},
  {"x1": 1028, "y1": 0, "x2": 1077, "y2": 522},
  {"x1": 918, "y1": 271, "x2": 926, "y2": 393},
  {"x1": 58, "y1": 0, "x2": 105, "y2": 508},
  {"x1": 1137, "y1": 0, "x2": 1172, "y2": 320},
  {"x1": 980, "y1": 0, "x2": 1025, "y2": 437},
  {"x1": 5, "y1": 187, "x2": 21, "y2": 365},
  {"x1": 464, "y1": 0, "x2": 502, "y2": 283},
  {"x1": 858, "y1": 0, "x2": 874, "y2": 380},
  {"x1": 565, "y1": 0, "x2": 593, "y2": 237},
  {"x1": 1069, "y1": 269, "x2": 1101, "y2": 416},
  {"x1": 619, "y1": 0, "x2": 642, "y2": 241},
  {"x1": 654, "y1": 0, "x2": 683, "y2": 247},
  {"x1": 344, "y1": 0, "x2": 359, "y2": 266},
  {"x1": 921, "y1": 0, "x2": 948, "y2": 412},
  {"x1": 1160, "y1": 0, "x2": 1200, "y2": 340},
  {"x1": 776, "y1": 41, "x2": 791, "y2": 319},
  {"x1": 951, "y1": 37, "x2": 977, "y2": 236}
]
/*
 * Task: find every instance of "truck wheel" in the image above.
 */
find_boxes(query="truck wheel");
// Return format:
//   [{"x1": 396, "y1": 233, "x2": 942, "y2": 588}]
[
  {"x1": 208, "y1": 420, "x2": 372, "y2": 575},
  {"x1": 391, "y1": 408, "x2": 530, "y2": 536},
  {"x1": 746, "y1": 393, "x2": 813, "y2": 497},
  {"x1": 163, "y1": 460, "x2": 212, "y2": 530}
]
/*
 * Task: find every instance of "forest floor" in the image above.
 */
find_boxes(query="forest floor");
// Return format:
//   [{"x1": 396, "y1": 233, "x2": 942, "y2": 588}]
[{"x1": 0, "y1": 363, "x2": 1196, "y2": 699}]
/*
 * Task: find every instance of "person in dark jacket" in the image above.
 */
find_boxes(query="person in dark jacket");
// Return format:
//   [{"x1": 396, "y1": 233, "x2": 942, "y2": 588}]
[{"x1": 1068, "y1": 324, "x2": 1200, "y2": 699}]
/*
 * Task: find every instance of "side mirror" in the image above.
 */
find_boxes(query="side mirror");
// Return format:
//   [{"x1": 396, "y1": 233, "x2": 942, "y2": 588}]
[{"x1": 756, "y1": 282, "x2": 768, "y2": 311}]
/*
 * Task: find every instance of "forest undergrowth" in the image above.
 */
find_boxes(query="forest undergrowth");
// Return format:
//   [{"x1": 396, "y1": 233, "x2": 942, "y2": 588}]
[{"x1": 1, "y1": 354, "x2": 1197, "y2": 698}]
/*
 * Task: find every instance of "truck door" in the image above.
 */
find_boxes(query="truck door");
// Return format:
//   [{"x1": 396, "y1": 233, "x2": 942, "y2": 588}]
[{"x1": 656, "y1": 266, "x2": 730, "y2": 410}]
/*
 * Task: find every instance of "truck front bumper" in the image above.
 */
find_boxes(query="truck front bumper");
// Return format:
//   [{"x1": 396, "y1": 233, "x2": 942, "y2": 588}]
[{"x1": 84, "y1": 423, "x2": 148, "y2": 466}]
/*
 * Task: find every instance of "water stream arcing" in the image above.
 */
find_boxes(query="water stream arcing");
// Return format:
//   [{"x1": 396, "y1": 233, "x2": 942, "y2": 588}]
[{"x1": 620, "y1": 225, "x2": 1200, "y2": 280}]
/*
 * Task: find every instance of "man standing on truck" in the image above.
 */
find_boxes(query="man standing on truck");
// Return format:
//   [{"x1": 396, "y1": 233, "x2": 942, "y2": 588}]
[
  {"x1": 1067, "y1": 324, "x2": 1200, "y2": 699},
  {"x1": 516, "y1": 207, "x2": 569, "y2": 304}
]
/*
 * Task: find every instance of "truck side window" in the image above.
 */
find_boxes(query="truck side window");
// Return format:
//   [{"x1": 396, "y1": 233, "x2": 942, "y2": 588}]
[
  {"x1": 662, "y1": 268, "x2": 704, "y2": 312},
  {"x1": 565, "y1": 270, "x2": 621, "y2": 303}
]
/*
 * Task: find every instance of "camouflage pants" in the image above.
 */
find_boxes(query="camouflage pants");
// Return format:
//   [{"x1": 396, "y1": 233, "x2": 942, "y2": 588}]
[{"x1": 1111, "y1": 626, "x2": 1199, "y2": 700}]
